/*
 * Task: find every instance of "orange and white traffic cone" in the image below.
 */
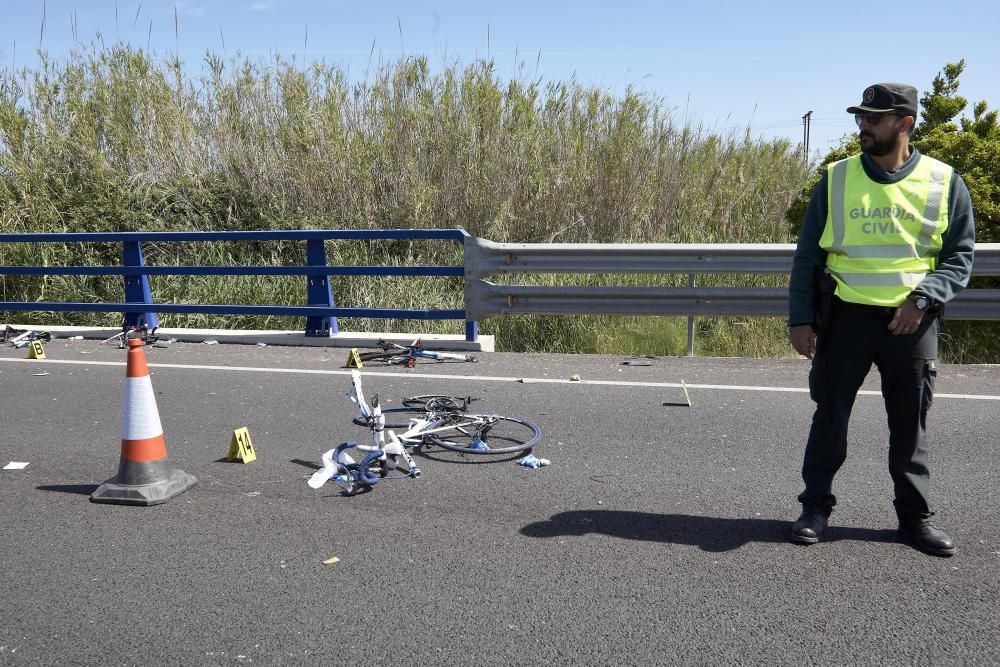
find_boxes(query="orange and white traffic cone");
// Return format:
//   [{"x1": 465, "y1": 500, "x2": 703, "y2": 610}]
[{"x1": 91, "y1": 338, "x2": 196, "y2": 506}]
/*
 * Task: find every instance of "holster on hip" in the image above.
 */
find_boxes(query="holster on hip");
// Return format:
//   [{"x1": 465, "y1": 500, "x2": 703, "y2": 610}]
[{"x1": 813, "y1": 266, "x2": 837, "y2": 333}]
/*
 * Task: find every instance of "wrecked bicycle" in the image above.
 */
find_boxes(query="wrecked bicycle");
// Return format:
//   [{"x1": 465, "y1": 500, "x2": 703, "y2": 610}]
[
  {"x1": 347, "y1": 371, "x2": 541, "y2": 457},
  {"x1": 307, "y1": 371, "x2": 541, "y2": 496},
  {"x1": 357, "y1": 338, "x2": 477, "y2": 366}
]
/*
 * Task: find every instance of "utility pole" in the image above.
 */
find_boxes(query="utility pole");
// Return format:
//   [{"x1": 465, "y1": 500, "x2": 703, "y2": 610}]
[{"x1": 801, "y1": 111, "x2": 813, "y2": 163}]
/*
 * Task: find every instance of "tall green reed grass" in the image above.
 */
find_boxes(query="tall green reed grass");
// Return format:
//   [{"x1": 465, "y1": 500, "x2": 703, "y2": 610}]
[{"x1": 2, "y1": 43, "x2": 818, "y2": 356}]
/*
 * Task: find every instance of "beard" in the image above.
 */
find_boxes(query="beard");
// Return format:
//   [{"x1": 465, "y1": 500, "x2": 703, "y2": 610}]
[{"x1": 860, "y1": 129, "x2": 902, "y2": 157}]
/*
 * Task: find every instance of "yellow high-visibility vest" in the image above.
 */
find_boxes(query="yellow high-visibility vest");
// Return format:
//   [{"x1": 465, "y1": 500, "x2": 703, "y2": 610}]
[{"x1": 819, "y1": 154, "x2": 952, "y2": 307}]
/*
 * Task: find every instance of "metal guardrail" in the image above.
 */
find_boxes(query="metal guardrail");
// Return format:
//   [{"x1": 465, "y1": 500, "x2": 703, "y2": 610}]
[
  {"x1": 463, "y1": 237, "x2": 1000, "y2": 321},
  {"x1": 0, "y1": 229, "x2": 478, "y2": 340},
  {"x1": 3, "y1": 231, "x2": 999, "y2": 348}
]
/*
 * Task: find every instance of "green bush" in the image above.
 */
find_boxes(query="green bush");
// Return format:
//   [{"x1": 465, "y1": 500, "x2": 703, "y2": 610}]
[{"x1": 0, "y1": 43, "x2": 817, "y2": 355}]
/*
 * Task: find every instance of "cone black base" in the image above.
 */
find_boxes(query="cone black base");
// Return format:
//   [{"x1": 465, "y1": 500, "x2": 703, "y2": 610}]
[{"x1": 90, "y1": 468, "x2": 197, "y2": 506}]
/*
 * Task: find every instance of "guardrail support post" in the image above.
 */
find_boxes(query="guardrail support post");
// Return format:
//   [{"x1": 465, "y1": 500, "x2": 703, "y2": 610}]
[
  {"x1": 304, "y1": 239, "x2": 337, "y2": 337},
  {"x1": 463, "y1": 235, "x2": 484, "y2": 341},
  {"x1": 121, "y1": 241, "x2": 158, "y2": 330},
  {"x1": 686, "y1": 274, "x2": 696, "y2": 356},
  {"x1": 465, "y1": 320, "x2": 479, "y2": 342}
]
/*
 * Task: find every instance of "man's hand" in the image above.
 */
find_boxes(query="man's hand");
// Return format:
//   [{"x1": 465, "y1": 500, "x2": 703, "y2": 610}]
[
  {"x1": 888, "y1": 300, "x2": 924, "y2": 335},
  {"x1": 789, "y1": 324, "x2": 817, "y2": 359}
]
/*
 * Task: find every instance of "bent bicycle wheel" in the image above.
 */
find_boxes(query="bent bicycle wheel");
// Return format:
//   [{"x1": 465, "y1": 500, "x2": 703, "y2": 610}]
[
  {"x1": 401, "y1": 395, "x2": 474, "y2": 412},
  {"x1": 425, "y1": 414, "x2": 541, "y2": 456}
]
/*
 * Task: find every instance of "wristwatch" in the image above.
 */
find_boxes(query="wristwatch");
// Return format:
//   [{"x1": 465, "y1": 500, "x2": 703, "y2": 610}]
[{"x1": 911, "y1": 295, "x2": 931, "y2": 311}]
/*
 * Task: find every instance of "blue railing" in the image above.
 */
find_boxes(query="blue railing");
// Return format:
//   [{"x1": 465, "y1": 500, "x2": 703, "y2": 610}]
[{"x1": 0, "y1": 229, "x2": 479, "y2": 341}]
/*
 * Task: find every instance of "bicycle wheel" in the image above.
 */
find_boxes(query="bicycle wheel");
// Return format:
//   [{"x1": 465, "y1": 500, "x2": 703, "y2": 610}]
[
  {"x1": 401, "y1": 395, "x2": 474, "y2": 412},
  {"x1": 425, "y1": 414, "x2": 541, "y2": 456},
  {"x1": 357, "y1": 350, "x2": 408, "y2": 363},
  {"x1": 352, "y1": 396, "x2": 470, "y2": 429}
]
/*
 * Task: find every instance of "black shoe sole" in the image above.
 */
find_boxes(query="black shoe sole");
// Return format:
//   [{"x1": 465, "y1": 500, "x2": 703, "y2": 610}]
[{"x1": 791, "y1": 532, "x2": 819, "y2": 545}]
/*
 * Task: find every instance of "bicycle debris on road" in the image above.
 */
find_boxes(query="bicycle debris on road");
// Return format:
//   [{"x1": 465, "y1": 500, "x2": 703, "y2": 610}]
[{"x1": 3, "y1": 326, "x2": 52, "y2": 348}]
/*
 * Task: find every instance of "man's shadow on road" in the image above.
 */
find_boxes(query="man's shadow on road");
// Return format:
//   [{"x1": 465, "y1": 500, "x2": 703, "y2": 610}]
[{"x1": 520, "y1": 510, "x2": 897, "y2": 552}]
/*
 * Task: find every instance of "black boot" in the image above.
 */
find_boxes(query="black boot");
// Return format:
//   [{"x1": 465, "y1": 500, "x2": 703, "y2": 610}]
[
  {"x1": 899, "y1": 522, "x2": 956, "y2": 557},
  {"x1": 792, "y1": 509, "x2": 828, "y2": 544}
]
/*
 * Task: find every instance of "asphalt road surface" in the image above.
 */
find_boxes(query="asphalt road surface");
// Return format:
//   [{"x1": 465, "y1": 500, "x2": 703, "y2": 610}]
[{"x1": 1, "y1": 338, "x2": 998, "y2": 665}]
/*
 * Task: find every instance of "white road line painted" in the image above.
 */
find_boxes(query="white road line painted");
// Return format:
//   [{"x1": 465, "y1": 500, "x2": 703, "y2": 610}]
[{"x1": 3, "y1": 356, "x2": 999, "y2": 400}]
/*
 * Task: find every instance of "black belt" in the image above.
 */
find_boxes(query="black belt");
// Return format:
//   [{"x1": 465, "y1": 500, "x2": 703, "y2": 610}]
[{"x1": 833, "y1": 297, "x2": 897, "y2": 317}]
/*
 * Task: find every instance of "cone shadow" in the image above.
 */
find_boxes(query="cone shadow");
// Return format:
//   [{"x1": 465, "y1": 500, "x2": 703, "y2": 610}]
[{"x1": 37, "y1": 484, "x2": 100, "y2": 495}]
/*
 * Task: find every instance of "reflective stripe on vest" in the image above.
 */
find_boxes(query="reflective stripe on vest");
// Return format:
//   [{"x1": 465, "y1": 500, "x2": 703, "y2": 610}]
[{"x1": 820, "y1": 154, "x2": 952, "y2": 307}]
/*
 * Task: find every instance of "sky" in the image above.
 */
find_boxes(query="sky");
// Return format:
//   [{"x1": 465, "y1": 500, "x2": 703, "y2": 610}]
[{"x1": 1, "y1": 0, "x2": 997, "y2": 158}]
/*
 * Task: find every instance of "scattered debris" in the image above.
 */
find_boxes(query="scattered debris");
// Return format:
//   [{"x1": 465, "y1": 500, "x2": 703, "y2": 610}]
[
  {"x1": 621, "y1": 356, "x2": 653, "y2": 366},
  {"x1": 322, "y1": 556, "x2": 340, "y2": 565},
  {"x1": 31, "y1": 372, "x2": 50, "y2": 377},
  {"x1": 4, "y1": 462, "x2": 29, "y2": 470},
  {"x1": 569, "y1": 374, "x2": 581, "y2": 382},
  {"x1": 202, "y1": 339, "x2": 219, "y2": 345},
  {"x1": 67, "y1": 335, "x2": 84, "y2": 341},
  {"x1": 4, "y1": 327, "x2": 51, "y2": 347},
  {"x1": 255, "y1": 342, "x2": 268, "y2": 347},
  {"x1": 517, "y1": 454, "x2": 551, "y2": 469}
]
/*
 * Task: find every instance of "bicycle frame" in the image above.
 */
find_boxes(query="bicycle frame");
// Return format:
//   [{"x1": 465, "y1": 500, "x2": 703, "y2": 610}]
[
  {"x1": 348, "y1": 370, "x2": 502, "y2": 453},
  {"x1": 347, "y1": 370, "x2": 422, "y2": 463},
  {"x1": 307, "y1": 371, "x2": 422, "y2": 495},
  {"x1": 394, "y1": 414, "x2": 493, "y2": 451}
]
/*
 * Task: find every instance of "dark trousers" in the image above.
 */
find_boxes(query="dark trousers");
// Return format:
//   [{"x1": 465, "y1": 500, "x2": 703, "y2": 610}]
[{"x1": 798, "y1": 300, "x2": 939, "y2": 523}]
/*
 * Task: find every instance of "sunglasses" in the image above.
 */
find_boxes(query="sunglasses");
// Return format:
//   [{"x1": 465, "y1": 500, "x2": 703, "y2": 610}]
[{"x1": 854, "y1": 111, "x2": 900, "y2": 127}]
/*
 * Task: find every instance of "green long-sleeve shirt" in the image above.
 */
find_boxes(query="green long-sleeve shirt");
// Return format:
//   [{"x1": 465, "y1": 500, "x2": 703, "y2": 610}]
[{"x1": 788, "y1": 147, "x2": 976, "y2": 327}]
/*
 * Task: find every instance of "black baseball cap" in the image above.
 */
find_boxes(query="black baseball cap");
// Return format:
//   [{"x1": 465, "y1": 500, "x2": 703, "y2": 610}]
[{"x1": 846, "y1": 83, "x2": 918, "y2": 116}]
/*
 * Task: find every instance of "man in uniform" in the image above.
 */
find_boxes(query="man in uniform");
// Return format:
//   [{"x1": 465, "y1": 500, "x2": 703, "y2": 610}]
[{"x1": 787, "y1": 83, "x2": 976, "y2": 556}]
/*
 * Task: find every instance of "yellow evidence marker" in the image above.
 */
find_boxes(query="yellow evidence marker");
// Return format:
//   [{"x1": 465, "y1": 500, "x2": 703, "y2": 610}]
[
  {"x1": 227, "y1": 426, "x2": 257, "y2": 463},
  {"x1": 344, "y1": 348, "x2": 364, "y2": 368},
  {"x1": 27, "y1": 340, "x2": 46, "y2": 359}
]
